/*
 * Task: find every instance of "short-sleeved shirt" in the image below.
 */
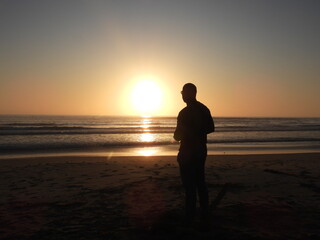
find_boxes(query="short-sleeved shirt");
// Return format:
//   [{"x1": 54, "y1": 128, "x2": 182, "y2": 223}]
[{"x1": 174, "y1": 101, "x2": 214, "y2": 155}]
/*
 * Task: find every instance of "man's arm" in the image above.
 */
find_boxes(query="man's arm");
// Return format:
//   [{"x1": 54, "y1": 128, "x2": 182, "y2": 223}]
[
  {"x1": 206, "y1": 109, "x2": 215, "y2": 134},
  {"x1": 174, "y1": 113, "x2": 183, "y2": 141}
]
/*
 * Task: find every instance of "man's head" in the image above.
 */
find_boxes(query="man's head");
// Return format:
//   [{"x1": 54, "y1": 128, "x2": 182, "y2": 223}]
[{"x1": 181, "y1": 83, "x2": 197, "y2": 103}]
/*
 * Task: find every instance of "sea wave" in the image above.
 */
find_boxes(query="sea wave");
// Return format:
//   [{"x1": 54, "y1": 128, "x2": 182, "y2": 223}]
[
  {"x1": 0, "y1": 136, "x2": 319, "y2": 152},
  {"x1": 1, "y1": 125, "x2": 320, "y2": 136},
  {"x1": 1, "y1": 116, "x2": 320, "y2": 155}
]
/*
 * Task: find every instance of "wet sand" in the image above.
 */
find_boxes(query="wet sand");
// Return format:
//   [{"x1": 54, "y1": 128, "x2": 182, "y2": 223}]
[{"x1": 1, "y1": 153, "x2": 319, "y2": 239}]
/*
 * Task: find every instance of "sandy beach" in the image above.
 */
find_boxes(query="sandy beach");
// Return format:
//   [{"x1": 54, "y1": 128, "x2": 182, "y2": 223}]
[{"x1": 0, "y1": 153, "x2": 319, "y2": 240}]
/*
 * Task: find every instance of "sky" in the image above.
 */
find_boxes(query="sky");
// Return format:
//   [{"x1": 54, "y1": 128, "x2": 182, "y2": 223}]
[{"x1": 0, "y1": 0, "x2": 319, "y2": 117}]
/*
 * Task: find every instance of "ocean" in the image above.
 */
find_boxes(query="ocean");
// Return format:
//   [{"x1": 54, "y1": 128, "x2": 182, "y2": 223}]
[{"x1": 0, "y1": 115, "x2": 320, "y2": 158}]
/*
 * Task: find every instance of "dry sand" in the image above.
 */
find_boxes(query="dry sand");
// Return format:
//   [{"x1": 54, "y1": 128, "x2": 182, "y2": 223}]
[{"x1": 0, "y1": 153, "x2": 319, "y2": 240}]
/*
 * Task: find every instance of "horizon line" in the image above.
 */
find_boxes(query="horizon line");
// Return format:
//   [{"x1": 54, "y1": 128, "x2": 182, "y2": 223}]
[{"x1": 0, "y1": 114, "x2": 319, "y2": 119}]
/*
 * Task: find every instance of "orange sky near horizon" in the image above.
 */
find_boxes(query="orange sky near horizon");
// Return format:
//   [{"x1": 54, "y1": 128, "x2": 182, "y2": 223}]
[{"x1": 1, "y1": 1, "x2": 320, "y2": 118}]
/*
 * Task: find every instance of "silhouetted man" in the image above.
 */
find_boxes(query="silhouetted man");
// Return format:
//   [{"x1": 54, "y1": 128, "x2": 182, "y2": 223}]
[{"x1": 174, "y1": 83, "x2": 214, "y2": 225}]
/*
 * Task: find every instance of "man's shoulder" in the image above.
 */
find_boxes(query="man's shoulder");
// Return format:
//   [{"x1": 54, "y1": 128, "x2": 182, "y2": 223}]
[
  {"x1": 195, "y1": 101, "x2": 211, "y2": 113},
  {"x1": 178, "y1": 101, "x2": 211, "y2": 118},
  {"x1": 178, "y1": 106, "x2": 188, "y2": 118}
]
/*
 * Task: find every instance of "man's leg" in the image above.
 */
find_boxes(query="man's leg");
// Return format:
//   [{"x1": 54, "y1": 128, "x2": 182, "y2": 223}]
[
  {"x1": 179, "y1": 161, "x2": 197, "y2": 223},
  {"x1": 196, "y1": 158, "x2": 209, "y2": 219}
]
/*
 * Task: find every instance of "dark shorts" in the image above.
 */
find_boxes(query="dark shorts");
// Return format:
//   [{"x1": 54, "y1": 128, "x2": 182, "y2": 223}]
[{"x1": 177, "y1": 150, "x2": 207, "y2": 187}]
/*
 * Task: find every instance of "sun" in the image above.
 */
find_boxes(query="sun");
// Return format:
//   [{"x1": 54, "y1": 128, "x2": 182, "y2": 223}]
[{"x1": 130, "y1": 79, "x2": 163, "y2": 116}]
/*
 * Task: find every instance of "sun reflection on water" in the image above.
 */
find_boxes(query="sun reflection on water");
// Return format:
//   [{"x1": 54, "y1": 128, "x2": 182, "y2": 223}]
[
  {"x1": 140, "y1": 117, "x2": 155, "y2": 142},
  {"x1": 138, "y1": 117, "x2": 158, "y2": 156},
  {"x1": 140, "y1": 132, "x2": 154, "y2": 142},
  {"x1": 141, "y1": 118, "x2": 151, "y2": 130},
  {"x1": 137, "y1": 148, "x2": 158, "y2": 156}
]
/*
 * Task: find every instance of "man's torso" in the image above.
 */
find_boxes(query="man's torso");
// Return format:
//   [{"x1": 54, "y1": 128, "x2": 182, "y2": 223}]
[{"x1": 175, "y1": 101, "x2": 214, "y2": 154}]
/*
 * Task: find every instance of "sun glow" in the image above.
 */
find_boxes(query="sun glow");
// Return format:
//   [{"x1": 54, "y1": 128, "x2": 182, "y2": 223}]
[{"x1": 130, "y1": 79, "x2": 163, "y2": 116}]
